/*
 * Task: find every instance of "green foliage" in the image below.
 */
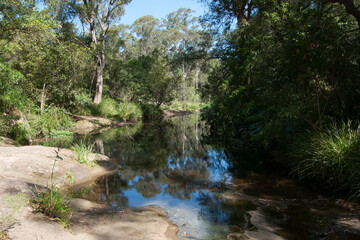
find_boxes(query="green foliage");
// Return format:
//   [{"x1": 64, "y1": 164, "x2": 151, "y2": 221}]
[
  {"x1": 32, "y1": 186, "x2": 71, "y2": 229},
  {"x1": 38, "y1": 107, "x2": 73, "y2": 138},
  {"x1": 121, "y1": 50, "x2": 179, "y2": 106},
  {"x1": 140, "y1": 104, "x2": 163, "y2": 122},
  {"x1": 117, "y1": 102, "x2": 142, "y2": 121},
  {"x1": 65, "y1": 171, "x2": 74, "y2": 183},
  {"x1": 94, "y1": 97, "x2": 142, "y2": 121},
  {"x1": 8, "y1": 108, "x2": 73, "y2": 144},
  {"x1": 290, "y1": 122, "x2": 360, "y2": 199},
  {"x1": 0, "y1": 62, "x2": 28, "y2": 113},
  {"x1": 97, "y1": 97, "x2": 118, "y2": 118},
  {"x1": 9, "y1": 121, "x2": 35, "y2": 145},
  {"x1": 201, "y1": 0, "x2": 360, "y2": 200},
  {"x1": 0, "y1": 116, "x2": 6, "y2": 136},
  {"x1": 70, "y1": 90, "x2": 93, "y2": 115},
  {"x1": 71, "y1": 141, "x2": 96, "y2": 167}
]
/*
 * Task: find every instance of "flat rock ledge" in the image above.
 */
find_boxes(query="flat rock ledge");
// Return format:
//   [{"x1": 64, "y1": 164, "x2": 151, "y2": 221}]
[
  {"x1": 0, "y1": 145, "x2": 180, "y2": 240},
  {"x1": 72, "y1": 114, "x2": 134, "y2": 134}
]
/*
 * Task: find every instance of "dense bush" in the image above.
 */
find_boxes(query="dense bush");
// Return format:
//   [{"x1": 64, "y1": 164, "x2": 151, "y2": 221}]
[
  {"x1": 8, "y1": 107, "x2": 73, "y2": 144},
  {"x1": 92, "y1": 97, "x2": 142, "y2": 121},
  {"x1": 70, "y1": 90, "x2": 93, "y2": 115},
  {"x1": 37, "y1": 107, "x2": 73, "y2": 137},
  {"x1": 9, "y1": 120, "x2": 35, "y2": 145},
  {"x1": 97, "y1": 97, "x2": 117, "y2": 118},
  {"x1": 0, "y1": 62, "x2": 28, "y2": 113}
]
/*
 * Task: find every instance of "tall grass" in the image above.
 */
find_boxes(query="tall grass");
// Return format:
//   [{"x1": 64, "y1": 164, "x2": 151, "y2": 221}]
[
  {"x1": 117, "y1": 102, "x2": 142, "y2": 121},
  {"x1": 91, "y1": 97, "x2": 142, "y2": 121},
  {"x1": 290, "y1": 121, "x2": 360, "y2": 199}
]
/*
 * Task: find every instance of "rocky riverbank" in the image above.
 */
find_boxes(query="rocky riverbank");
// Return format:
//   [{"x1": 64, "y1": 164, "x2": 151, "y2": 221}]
[{"x1": 0, "y1": 145, "x2": 180, "y2": 240}]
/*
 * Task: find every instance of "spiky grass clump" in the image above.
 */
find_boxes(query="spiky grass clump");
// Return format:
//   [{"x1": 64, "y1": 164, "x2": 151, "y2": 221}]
[
  {"x1": 71, "y1": 141, "x2": 96, "y2": 167},
  {"x1": 32, "y1": 186, "x2": 71, "y2": 229},
  {"x1": 290, "y1": 121, "x2": 360, "y2": 199},
  {"x1": 117, "y1": 102, "x2": 142, "y2": 121}
]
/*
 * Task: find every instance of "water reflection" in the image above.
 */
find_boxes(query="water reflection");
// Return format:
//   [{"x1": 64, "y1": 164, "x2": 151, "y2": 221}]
[
  {"x1": 73, "y1": 115, "x2": 243, "y2": 239},
  {"x1": 71, "y1": 115, "x2": 359, "y2": 240}
]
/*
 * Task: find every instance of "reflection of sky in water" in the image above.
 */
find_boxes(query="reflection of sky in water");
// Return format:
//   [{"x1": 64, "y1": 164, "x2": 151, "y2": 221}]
[
  {"x1": 115, "y1": 187, "x2": 232, "y2": 240},
  {"x1": 75, "y1": 115, "x2": 356, "y2": 240},
  {"x1": 97, "y1": 147, "x2": 234, "y2": 239},
  {"x1": 97, "y1": 148, "x2": 233, "y2": 239},
  {"x1": 207, "y1": 150, "x2": 232, "y2": 183},
  {"x1": 80, "y1": 116, "x2": 239, "y2": 239}
]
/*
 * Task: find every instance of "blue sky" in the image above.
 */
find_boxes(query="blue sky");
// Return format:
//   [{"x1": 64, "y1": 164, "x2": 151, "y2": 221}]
[{"x1": 120, "y1": 0, "x2": 206, "y2": 25}]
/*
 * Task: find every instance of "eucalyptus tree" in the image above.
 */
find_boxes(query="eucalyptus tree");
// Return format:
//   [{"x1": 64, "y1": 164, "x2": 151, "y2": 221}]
[
  {"x1": 129, "y1": 15, "x2": 161, "y2": 56},
  {"x1": 74, "y1": 0, "x2": 131, "y2": 104},
  {"x1": 163, "y1": 9, "x2": 211, "y2": 102}
]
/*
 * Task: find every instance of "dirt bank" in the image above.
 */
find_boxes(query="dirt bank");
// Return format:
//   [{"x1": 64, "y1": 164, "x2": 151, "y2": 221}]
[{"x1": 0, "y1": 146, "x2": 181, "y2": 240}]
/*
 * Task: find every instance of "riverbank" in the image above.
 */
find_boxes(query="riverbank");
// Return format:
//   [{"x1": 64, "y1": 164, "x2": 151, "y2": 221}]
[
  {"x1": 0, "y1": 145, "x2": 181, "y2": 239},
  {"x1": 72, "y1": 109, "x2": 193, "y2": 134}
]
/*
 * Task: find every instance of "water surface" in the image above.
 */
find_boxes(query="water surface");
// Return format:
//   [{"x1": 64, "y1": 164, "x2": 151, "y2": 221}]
[{"x1": 71, "y1": 115, "x2": 359, "y2": 239}]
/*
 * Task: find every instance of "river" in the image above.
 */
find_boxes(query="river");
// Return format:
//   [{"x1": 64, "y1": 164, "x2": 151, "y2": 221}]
[{"x1": 70, "y1": 114, "x2": 360, "y2": 240}]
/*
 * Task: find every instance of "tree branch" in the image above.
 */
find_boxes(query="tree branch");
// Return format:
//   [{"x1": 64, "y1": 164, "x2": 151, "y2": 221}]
[{"x1": 326, "y1": 0, "x2": 360, "y2": 29}]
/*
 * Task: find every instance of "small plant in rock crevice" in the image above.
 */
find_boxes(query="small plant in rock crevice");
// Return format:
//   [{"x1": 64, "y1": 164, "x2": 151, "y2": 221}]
[
  {"x1": 30, "y1": 148, "x2": 71, "y2": 229},
  {"x1": 65, "y1": 171, "x2": 74, "y2": 183}
]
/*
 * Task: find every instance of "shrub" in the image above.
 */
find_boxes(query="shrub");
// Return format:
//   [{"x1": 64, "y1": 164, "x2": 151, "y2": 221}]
[
  {"x1": 181, "y1": 102, "x2": 188, "y2": 110},
  {"x1": 117, "y1": 102, "x2": 142, "y2": 121},
  {"x1": 71, "y1": 141, "x2": 96, "y2": 167},
  {"x1": 70, "y1": 90, "x2": 92, "y2": 115},
  {"x1": 9, "y1": 120, "x2": 35, "y2": 144},
  {"x1": 95, "y1": 98, "x2": 143, "y2": 121},
  {"x1": 37, "y1": 107, "x2": 73, "y2": 138},
  {"x1": 290, "y1": 121, "x2": 360, "y2": 199},
  {"x1": 0, "y1": 62, "x2": 28, "y2": 113},
  {"x1": 140, "y1": 104, "x2": 163, "y2": 121}
]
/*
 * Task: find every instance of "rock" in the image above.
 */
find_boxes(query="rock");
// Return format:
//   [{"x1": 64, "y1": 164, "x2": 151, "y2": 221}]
[
  {"x1": 72, "y1": 120, "x2": 98, "y2": 134},
  {"x1": 0, "y1": 145, "x2": 180, "y2": 240},
  {"x1": 69, "y1": 198, "x2": 101, "y2": 212},
  {"x1": 0, "y1": 136, "x2": 15, "y2": 147}
]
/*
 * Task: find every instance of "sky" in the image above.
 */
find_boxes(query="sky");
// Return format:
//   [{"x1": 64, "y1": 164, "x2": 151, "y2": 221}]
[{"x1": 120, "y1": 0, "x2": 207, "y2": 25}]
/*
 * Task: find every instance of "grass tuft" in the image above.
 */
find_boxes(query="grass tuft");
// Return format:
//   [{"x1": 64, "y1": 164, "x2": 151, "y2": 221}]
[
  {"x1": 31, "y1": 186, "x2": 71, "y2": 229},
  {"x1": 71, "y1": 141, "x2": 97, "y2": 167},
  {"x1": 290, "y1": 121, "x2": 360, "y2": 199}
]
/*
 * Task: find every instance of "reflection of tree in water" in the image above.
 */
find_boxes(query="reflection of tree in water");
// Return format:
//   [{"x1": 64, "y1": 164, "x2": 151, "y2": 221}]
[
  {"x1": 80, "y1": 114, "x2": 229, "y2": 205},
  {"x1": 196, "y1": 191, "x2": 257, "y2": 238}
]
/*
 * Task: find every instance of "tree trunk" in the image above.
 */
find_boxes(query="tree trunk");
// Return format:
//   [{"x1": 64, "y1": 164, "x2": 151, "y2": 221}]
[
  {"x1": 93, "y1": 62, "x2": 104, "y2": 104},
  {"x1": 93, "y1": 50, "x2": 105, "y2": 104},
  {"x1": 40, "y1": 83, "x2": 46, "y2": 114},
  {"x1": 194, "y1": 62, "x2": 200, "y2": 90},
  {"x1": 182, "y1": 61, "x2": 188, "y2": 101}
]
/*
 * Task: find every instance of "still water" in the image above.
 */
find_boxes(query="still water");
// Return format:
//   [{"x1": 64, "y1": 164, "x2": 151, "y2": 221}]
[{"x1": 71, "y1": 114, "x2": 359, "y2": 240}]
